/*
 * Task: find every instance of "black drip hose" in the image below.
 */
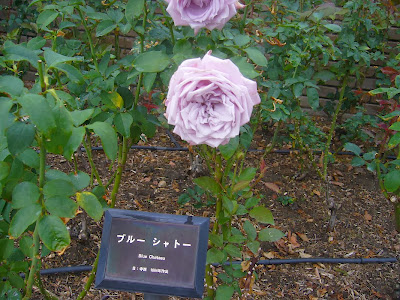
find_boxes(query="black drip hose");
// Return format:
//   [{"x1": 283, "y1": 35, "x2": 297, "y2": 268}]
[
  {"x1": 81, "y1": 131, "x2": 397, "y2": 160},
  {"x1": 11, "y1": 257, "x2": 394, "y2": 278}
]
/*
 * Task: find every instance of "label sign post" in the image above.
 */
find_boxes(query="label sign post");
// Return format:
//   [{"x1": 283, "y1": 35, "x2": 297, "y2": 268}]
[{"x1": 95, "y1": 209, "x2": 209, "y2": 298}]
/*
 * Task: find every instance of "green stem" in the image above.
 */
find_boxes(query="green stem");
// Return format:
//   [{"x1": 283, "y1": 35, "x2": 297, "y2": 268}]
[
  {"x1": 134, "y1": 73, "x2": 143, "y2": 108},
  {"x1": 35, "y1": 274, "x2": 58, "y2": 300},
  {"x1": 110, "y1": 137, "x2": 129, "y2": 208},
  {"x1": 24, "y1": 135, "x2": 46, "y2": 299},
  {"x1": 82, "y1": 136, "x2": 104, "y2": 188},
  {"x1": 159, "y1": 0, "x2": 175, "y2": 46},
  {"x1": 38, "y1": 60, "x2": 46, "y2": 93},
  {"x1": 77, "y1": 6, "x2": 99, "y2": 71},
  {"x1": 76, "y1": 253, "x2": 100, "y2": 300},
  {"x1": 114, "y1": 28, "x2": 120, "y2": 61},
  {"x1": 240, "y1": 0, "x2": 251, "y2": 34},
  {"x1": 78, "y1": 138, "x2": 130, "y2": 299},
  {"x1": 263, "y1": 120, "x2": 281, "y2": 158},
  {"x1": 205, "y1": 264, "x2": 214, "y2": 298},
  {"x1": 322, "y1": 75, "x2": 349, "y2": 181}
]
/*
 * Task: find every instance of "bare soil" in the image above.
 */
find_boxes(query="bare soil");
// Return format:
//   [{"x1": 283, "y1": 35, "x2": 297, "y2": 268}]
[{"x1": 34, "y1": 127, "x2": 400, "y2": 300}]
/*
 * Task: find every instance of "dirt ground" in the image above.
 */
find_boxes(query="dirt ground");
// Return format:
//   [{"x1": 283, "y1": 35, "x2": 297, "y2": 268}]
[{"x1": 34, "y1": 127, "x2": 400, "y2": 300}]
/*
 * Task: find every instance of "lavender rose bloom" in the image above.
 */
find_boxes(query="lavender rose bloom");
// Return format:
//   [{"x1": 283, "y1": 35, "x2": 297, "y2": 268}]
[
  {"x1": 165, "y1": 0, "x2": 244, "y2": 34},
  {"x1": 165, "y1": 52, "x2": 260, "y2": 148}
]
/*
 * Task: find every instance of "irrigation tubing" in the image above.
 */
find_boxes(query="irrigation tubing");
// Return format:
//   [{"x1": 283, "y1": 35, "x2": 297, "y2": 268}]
[
  {"x1": 9, "y1": 257, "x2": 395, "y2": 279},
  {"x1": 81, "y1": 131, "x2": 397, "y2": 160}
]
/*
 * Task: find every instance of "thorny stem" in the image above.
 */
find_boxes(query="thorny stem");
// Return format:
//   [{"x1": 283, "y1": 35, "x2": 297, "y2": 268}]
[
  {"x1": 262, "y1": 120, "x2": 281, "y2": 159},
  {"x1": 134, "y1": 2, "x2": 147, "y2": 108},
  {"x1": 78, "y1": 137, "x2": 130, "y2": 299},
  {"x1": 240, "y1": 0, "x2": 251, "y2": 34},
  {"x1": 322, "y1": 75, "x2": 349, "y2": 181},
  {"x1": 111, "y1": 137, "x2": 129, "y2": 208},
  {"x1": 35, "y1": 274, "x2": 58, "y2": 300},
  {"x1": 77, "y1": 6, "x2": 99, "y2": 71},
  {"x1": 159, "y1": 0, "x2": 175, "y2": 46},
  {"x1": 82, "y1": 136, "x2": 104, "y2": 188},
  {"x1": 77, "y1": 254, "x2": 100, "y2": 300},
  {"x1": 24, "y1": 135, "x2": 46, "y2": 299}
]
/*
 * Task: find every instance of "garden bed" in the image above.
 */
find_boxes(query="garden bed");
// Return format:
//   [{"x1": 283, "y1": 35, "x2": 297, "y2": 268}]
[{"x1": 35, "y1": 127, "x2": 400, "y2": 300}]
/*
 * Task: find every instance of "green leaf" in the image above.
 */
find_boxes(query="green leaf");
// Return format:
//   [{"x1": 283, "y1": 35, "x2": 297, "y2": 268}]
[
  {"x1": 38, "y1": 215, "x2": 70, "y2": 252},
  {"x1": 27, "y1": 36, "x2": 46, "y2": 50},
  {"x1": 206, "y1": 247, "x2": 225, "y2": 264},
  {"x1": 9, "y1": 203, "x2": 41, "y2": 238},
  {"x1": 68, "y1": 171, "x2": 90, "y2": 191},
  {"x1": 194, "y1": 176, "x2": 221, "y2": 195},
  {"x1": 258, "y1": 228, "x2": 285, "y2": 242},
  {"x1": 126, "y1": 0, "x2": 144, "y2": 21},
  {"x1": 249, "y1": 206, "x2": 274, "y2": 224},
  {"x1": 224, "y1": 244, "x2": 242, "y2": 258},
  {"x1": 218, "y1": 136, "x2": 239, "y2": 160},
  {"x1": 64, "y1": 127, "x2": 85, "y2": 160},
  {"x1": 143, "y1": 72, "x2": 157, "y2": 93},
  {"x1": 323, "y1": 23, "x2": 342, "y2": 32},
  {"x1": 4, "y1": 44, "x2": 40, "y2": 68},
  {"x1": 8, "y1": 271, "x2": 25, "y2": 289},
  {"x1": 384, "y1": 170, "x2": 400, "y2": 193},
  {"x1": 209, "y1": 233, "x2": 223, "y2": 247},
  {"x1": 244, "y1": 47, "x2": 268, "y2": 67},
  {"x1": 239, "y1": 167, "x2": 257, "y2": 181},
  {"x1": 247, "y1": 240, "x2": 260, "y2": 255},
  {"x1": 44, "y1": 50, "x2": 78, "y2": 68},
  {"x1": 0, "y1": 162, "x2": 10, "y2": 181},
  {"x1": 362, "y1": 151, "x2": 377, "y2": 161},
  {"x1": 215, "y1": 285, "x2": 235, "y2": 300},
  {"x1": 231, "y1": 57, "x2": 259, "y2": 79},
  {"x1": 388, "y1": 132, "x2": 400, "y2": 148},
  {"x1": 307, "y1": 88, "x2": 319, "y2": 110},
  {"x1": 115, "y1": 113, "x2": 133, "y2": 137},
  {"x1": 232, "y1": 180, "x2": 250, "y2": 193},
  {"x1": 227, "y1": 234, "x2": 246, "y2": 243},
  {"x1": 70, "y1": 109, "x2": 94, "y2": 127},
  {"x1": 37, "y1": 10, "x2": 58, "y2": 29},
  {"x1": 45, "y1": 196, "x2": 78, "y2": 218},
  {"x1": 313, "y1": 70, "x2": 335, "y2": 82},
  {"x1": 222, "y1": 196, "x2": 234, "y2": 214},
  {"x1": 344, "y1": 142, "x2": 362, "y2": 156},
  {"x1": 43, "y1": 179, "x2": 76, "y2": 197},
  {"x1": 0, "y1": 239, "x2": 14, "y2": 260},
  {"x1": 107, "y1": 91, "x2": 124, "y2": 110},
  {"x1": 243, "y1": 220, "x2": 257, "y2": 241},
  {"x1": 0, "y1": 76, "x2": 24, "y2": 97},
  {"x1": 233, "y1": 34, "x2": 251, "y2": 47},
  {"x1": 6, "y1": 122, "x2": 35, "y2": 156},
  {"x1": 56, "y1": 63, "x2": 85, "y2": 83},
  {"x1": 86, "y1": 122, "x2": 118, "y2": 161},
  {"x1": 117, "y1": 87, "x2": 134, "y2": 110},
  {"x1": 12, "y1": 182, "x2": 40, "y2": 209},
  {"x1": 76, "y1": 192, "x2": 103, "y2": 221},
  {"x1": 351, "y1": 156, "x2": 365, "y2": 167},
  {"x1": 245, "y1": 196, "x2": 260, "y2": 209},
  {"x1": 17, "y1": 148, "x2": 40, "y2": 169},
  {"x1": 19, "y1": 94, "x2": 56, "y2": 135},
  {"x1": 389, "y1": 122, "x2": 400, "y2": 131},
  {"x1": 134, "y1": 51, "x2": 170, "y2": 73},
  {"x1": 19, "y1": 236, "x2": 33, "y2": 258},
  {"x1": 96, "y1": 20, "x2": 117, "y2": 37}
]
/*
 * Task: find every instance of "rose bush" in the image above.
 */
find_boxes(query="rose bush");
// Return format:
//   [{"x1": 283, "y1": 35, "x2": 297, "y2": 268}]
[
  {"x1": 165, "y1": 51, "x2": 260, "y2": 148},
  {"x1": 165, "y1": 0, "x2": 244, "y2": 34}
]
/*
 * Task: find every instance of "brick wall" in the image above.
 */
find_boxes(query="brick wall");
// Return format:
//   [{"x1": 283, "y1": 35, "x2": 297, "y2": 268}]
[{"x1": 1, "y1": 1, "x2": 399, "y2": 116}]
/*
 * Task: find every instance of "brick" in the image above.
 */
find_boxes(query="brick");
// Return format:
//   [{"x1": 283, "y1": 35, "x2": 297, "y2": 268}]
[{"x1": 388, "y1": 27, "x2": 400, "y2": 41}]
